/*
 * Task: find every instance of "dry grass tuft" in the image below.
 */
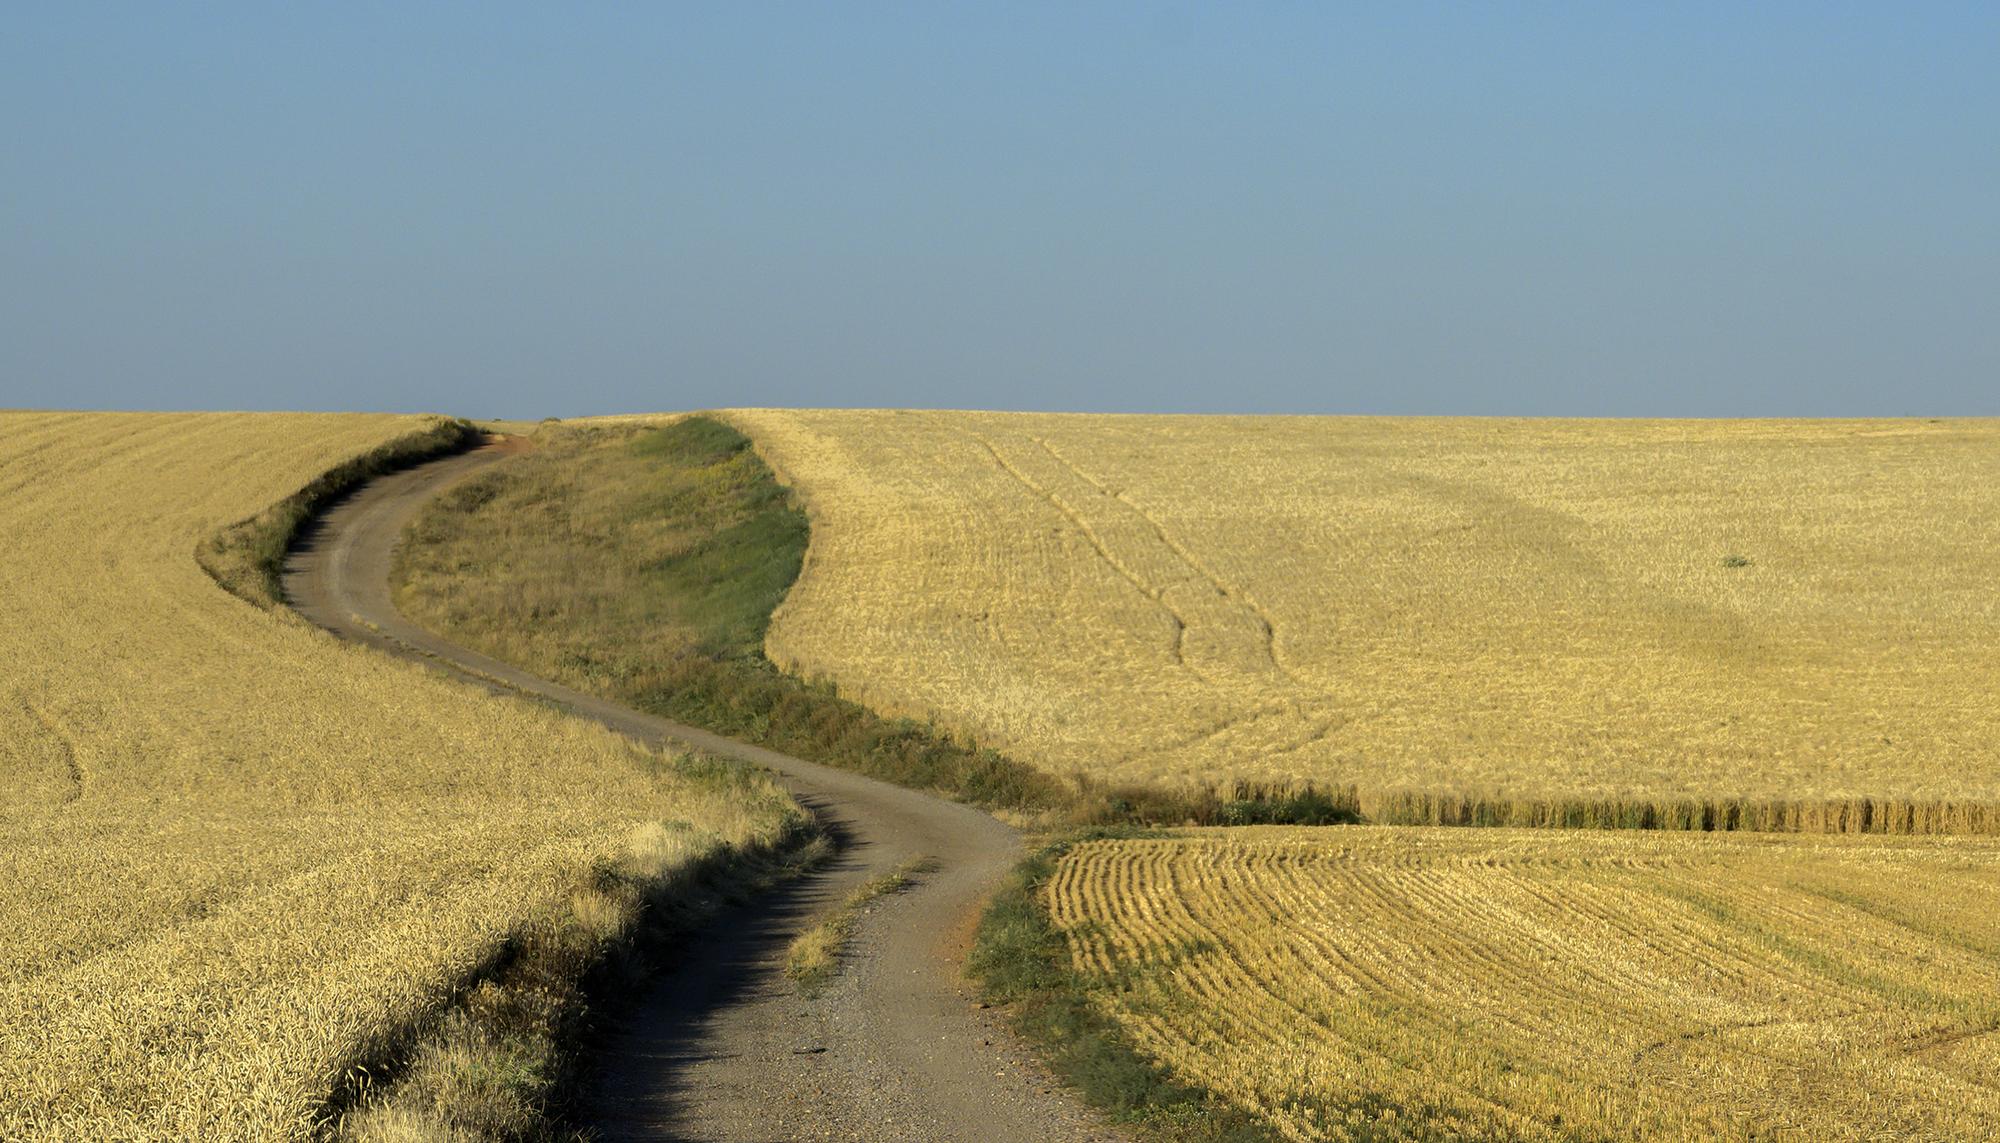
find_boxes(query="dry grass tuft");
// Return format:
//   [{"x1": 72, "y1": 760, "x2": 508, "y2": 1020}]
[{"x1": 784, "y1": 858, "x2": 937, "y2": 996}]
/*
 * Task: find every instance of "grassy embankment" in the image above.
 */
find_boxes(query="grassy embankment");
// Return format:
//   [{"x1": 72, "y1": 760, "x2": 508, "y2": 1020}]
[
  {"x1": 334, "y1": 824, "x2": 822, "y2": 1141},
  {"x1": 392, "y1": 416, "x2": 1352, "y2": 828}
]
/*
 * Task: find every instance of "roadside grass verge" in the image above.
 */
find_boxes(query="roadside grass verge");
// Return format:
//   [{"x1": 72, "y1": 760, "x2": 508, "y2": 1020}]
[
  {"x1": 784, "y1": 856, "x2": 939, "y2": 997},
  {"x1": 966, "y1": 833, "x2": 1285, "y2": 1143},
  {"x1": 198, "y1": 414, "x2": 478, "y2": 609}
]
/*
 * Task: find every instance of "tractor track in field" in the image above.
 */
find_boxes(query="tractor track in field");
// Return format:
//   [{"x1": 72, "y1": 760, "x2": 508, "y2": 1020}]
[{"x1": 283, "y1": 434, "x2": 1120, "y2": 1143}]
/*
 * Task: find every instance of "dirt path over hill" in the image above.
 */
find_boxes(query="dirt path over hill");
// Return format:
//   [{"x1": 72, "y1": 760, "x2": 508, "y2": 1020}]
[{"x1": 282, "y1": 436, "x2": 1118, "y2": 1143}]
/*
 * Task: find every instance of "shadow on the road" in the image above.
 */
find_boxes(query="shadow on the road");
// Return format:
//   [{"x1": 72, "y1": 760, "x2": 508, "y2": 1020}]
[{"x1": 581, "y1": 800, "x2": 873, "y2": 1143}]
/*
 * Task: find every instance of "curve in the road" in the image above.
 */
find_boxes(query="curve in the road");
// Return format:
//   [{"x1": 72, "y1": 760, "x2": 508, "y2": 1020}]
[{"x1": 282, "y1": 435, "x2": 1119, "y2": 1143}]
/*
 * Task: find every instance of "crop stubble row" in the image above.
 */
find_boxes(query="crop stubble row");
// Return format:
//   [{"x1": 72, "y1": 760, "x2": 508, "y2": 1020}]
[{"x1": 1047, "y1": 829, "x2": 2000, "y2": 1141}]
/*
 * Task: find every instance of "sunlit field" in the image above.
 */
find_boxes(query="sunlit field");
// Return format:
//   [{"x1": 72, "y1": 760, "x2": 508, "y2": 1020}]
[
  {"x1": 1049, "y1": 828, "x2": 2000, "y2": 1141},
  {"x1": 732, "y1": 410, "x2": 2000, "y2": 830}
]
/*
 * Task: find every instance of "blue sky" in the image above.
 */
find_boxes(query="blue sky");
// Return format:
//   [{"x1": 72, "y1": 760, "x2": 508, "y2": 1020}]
[{"x1": 3, "y1": 3, "x2": 1995, "y2": 416}]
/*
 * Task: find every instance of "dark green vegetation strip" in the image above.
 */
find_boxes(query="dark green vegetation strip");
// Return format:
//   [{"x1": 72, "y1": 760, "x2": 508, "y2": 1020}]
[
  {"x1": 967, "y1": 834, "x2": 1286, "y2": 1143},
  {"x1": 199, "y1": 414, "x2": 479, "y2": 609},
  {"x1": 392, "y1": 415, "x2": 1359, "y2": 825}
]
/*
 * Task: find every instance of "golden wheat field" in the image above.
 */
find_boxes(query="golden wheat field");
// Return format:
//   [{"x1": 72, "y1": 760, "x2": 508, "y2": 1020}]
[
  {"x1": 1048, "y1": 829, "x2": 2000, "y2": 1141},
  {"x1": 728, "y1": 410, "x2": 2000, "y2": 826},
  {"x1": 0, "y1": 412, "x2": 796, "y2": 1141}
]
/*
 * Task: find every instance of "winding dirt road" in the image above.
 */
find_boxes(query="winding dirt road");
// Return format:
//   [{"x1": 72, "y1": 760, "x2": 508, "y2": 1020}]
[{"x1": 282, "y1": 437, "x2": 1119, "y2": 1143}]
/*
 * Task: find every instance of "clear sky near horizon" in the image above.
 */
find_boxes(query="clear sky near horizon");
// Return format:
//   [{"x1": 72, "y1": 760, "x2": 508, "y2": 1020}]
[{"x1": 2, "y1": 4, "x2": 1995, "y2": 418}]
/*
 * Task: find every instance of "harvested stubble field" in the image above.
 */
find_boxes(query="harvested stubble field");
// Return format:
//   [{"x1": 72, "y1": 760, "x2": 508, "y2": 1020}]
[
  {"x1": 0, "y1": 412, "x2": 797, "y2": 1141},
  {"x1": 1046, "y1": 828, "x2": 2000, "y2": 1141},
  {"x1": 729, "y1": 410, "x2": 2000, "y2": 829}
]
